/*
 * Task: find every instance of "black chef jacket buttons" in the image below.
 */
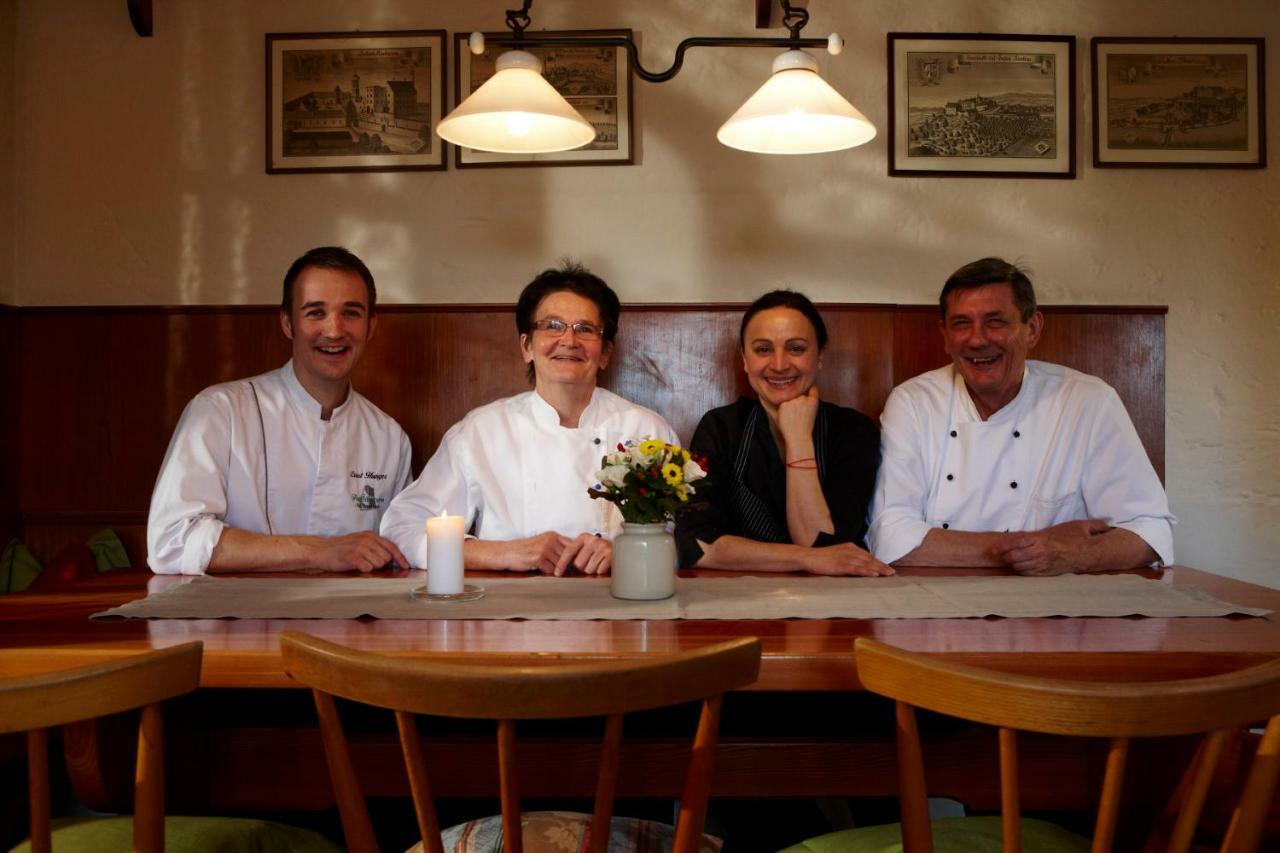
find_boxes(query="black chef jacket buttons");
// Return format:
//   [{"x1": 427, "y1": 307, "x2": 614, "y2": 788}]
[
  {"x1": 949, "y1": 430, "x2": 957, "y2": 438},
  {"x1": 1013, "y1": 430, "x2": 1021, "y2": 438},
  {"x1": 942, "y1": 523, "x2": 950, "y2": 529},
  {"x1": 1010, "y1": 481, "x2": 1018, "y2": 489},
  {"x1": 946, "y1": 474, "x2": 954, "y2": 481}
]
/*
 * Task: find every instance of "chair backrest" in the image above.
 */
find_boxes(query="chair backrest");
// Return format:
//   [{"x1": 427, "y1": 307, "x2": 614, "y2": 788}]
[
  {"x1": 853, "y1": 637, "x2": 1280, "y2": 853},
  {"x1": 0, "y1": 642, "x2": 204, "y2": 853},
  {"x1": 280, "y1": 631, "x2": 763, "y2": 853}
]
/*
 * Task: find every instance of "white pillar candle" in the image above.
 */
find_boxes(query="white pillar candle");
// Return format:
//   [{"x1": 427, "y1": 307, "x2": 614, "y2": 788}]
[{"x1": 425, "y1": 512, "x2": 466, "y2": 595}]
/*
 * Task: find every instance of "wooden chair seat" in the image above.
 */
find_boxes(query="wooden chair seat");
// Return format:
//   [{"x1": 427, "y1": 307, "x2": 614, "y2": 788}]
[
  {"x1": 783, "y1": 638, "x2": 1280, "y2": 853},
  {"x1": 280, "y1": 632, "x2": 762, "y2": 853}
]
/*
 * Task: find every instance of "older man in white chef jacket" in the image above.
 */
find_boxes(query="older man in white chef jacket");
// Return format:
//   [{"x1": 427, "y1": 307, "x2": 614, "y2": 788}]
[
  {"x1": 868, "y1": 257, "x2": 1174, "y2": 575},
  {"x1": 146, "y1": 246, "x2": 413, "y2": 575}
]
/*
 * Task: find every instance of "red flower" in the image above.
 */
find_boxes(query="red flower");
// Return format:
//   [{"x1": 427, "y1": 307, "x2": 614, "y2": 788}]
[
  {"x1": 617, "y1": 442, "x2": 625, "y2": 451},
  {"x1": 638, "y1": 486, "x2": 649, "y2": 496}
]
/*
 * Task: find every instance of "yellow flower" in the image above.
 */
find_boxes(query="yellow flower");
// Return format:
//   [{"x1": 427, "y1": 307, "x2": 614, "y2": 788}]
[
  {"x1": 662, "y1": 462, "x2": 683, "y2": 485},
  {"x1": 676, "y1": 484, "x2": 690, "y2": 501},
  {"x1": 638, "y1": 438, "x2": 665, "y2": 457}
]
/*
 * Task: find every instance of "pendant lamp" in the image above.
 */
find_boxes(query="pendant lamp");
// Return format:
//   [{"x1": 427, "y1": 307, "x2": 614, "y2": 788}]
[
  {"x1": 718, "y1": 49, "x2": 876, "y2": 155},
  {"x1": 436, "y1": 49, "x2": 596, "y2": 154}
]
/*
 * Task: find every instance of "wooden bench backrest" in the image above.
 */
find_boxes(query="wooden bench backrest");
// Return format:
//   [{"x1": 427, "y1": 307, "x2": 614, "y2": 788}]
[{"x1": 10, "y1": 304, "x2": 1164, "y2": 562}]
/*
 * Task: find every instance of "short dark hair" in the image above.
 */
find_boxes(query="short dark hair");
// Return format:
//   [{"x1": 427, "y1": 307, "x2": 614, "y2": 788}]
[
  {"x1": 281, "y1": 246, "x2": 377, "y2": 314},
  {"x1": 739, "y1": 290, "x2": 829, "y2": 351},
  {"x1": 515, "y1": 261, "x2": 621, "y2": 342},
  {"x1": 516, "y1": 262, "x2": 621, "y2": 383},
  {"x1": 939, "y1": 257, "x2": 1037, "y2": 322}
]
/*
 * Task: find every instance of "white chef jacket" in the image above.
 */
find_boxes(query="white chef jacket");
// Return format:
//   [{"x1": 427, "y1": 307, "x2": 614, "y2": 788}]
[
  {"x1": 868, "y1": 361, "x2": 1175, "y2": 566},
  {"x1": 146, "y1": 361, "x2": 413, "y2": 575},
  {"x1": 380, "y1": 388, "x2": 678, "y2": 568}
]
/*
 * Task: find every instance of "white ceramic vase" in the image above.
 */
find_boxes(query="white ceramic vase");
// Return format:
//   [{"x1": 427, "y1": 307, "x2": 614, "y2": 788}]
[{"x1": 610, "y1": 522, "x2": 676, "y2": 600}]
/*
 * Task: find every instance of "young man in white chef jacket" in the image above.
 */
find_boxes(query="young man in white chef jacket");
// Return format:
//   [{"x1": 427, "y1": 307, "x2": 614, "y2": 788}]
[
  {"x1": 146, "y1": 246, "x2": 412, "y2": 575},
  {"x1": 868, "y1": 257, "x2": 1174, "y2": 575}
]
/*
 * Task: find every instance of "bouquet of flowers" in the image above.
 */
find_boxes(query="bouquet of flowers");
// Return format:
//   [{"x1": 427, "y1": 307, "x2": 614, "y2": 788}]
[{"x1": 588, "y1": 438, "x2": 708, "y2": 525}]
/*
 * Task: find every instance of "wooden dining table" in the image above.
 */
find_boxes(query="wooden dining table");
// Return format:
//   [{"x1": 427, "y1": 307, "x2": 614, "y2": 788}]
[{"x1": 3, "y1": 564, "x2": 1279, "y2": 823}]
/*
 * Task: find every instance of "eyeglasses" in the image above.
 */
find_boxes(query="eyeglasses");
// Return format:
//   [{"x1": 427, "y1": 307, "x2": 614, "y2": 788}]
[{"x1": 531, "y1": 318, "x2": 605, "y2": 341}]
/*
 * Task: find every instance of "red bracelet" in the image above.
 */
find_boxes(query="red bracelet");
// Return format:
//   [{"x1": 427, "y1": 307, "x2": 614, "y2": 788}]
[{"x1": 786, "y1": 456, "x2": 818, "y2": 470}]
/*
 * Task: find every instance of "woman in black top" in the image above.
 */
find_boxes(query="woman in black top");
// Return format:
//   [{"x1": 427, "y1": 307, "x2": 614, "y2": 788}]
[{"x1": 676, "y1": 291, "x2": 892, "y2": 575}]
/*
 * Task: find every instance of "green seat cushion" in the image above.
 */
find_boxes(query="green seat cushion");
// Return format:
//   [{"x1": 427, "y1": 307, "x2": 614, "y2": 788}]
[
  {"x1": 778, "y1": 815, "x2": 1090, "y2": 853},
  {"x1": 8, "y1": 815, "x2": 342, "y2": 853},
  {"x1": 406, "y1": 810, "x2": 722, "y2": 853},
  {"x1": 0, "y1": 539, "x2": 41, "y2": 594}
]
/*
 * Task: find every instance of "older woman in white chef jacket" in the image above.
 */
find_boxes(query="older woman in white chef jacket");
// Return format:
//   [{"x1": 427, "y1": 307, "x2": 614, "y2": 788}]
[{"x1": 380, "y1": 262, "x2": 677, "y2": 576}]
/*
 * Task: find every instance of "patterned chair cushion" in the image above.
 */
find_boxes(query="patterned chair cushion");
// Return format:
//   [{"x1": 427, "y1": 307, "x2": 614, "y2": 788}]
[
  {"x1": 406, "y1": 810, "x2": 723, "y2": 853},
  {"x1": 777, "y1": 815, "x2": 1090, "y2": 853}
]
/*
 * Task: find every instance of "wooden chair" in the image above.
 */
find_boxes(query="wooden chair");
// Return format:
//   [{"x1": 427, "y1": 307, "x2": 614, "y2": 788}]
[
  {"x1": 279, "y1": 632, "x2": 763, "y2": 853},
  {"x1": 786, "y1": 638, "x2": 1280, "y2": 853},
  {"x1": 0, "y1": 643, "x2": 202, "y2": 853},
  {"x1": 3, "y1": 643, "x2": 342, "y2": 853}
]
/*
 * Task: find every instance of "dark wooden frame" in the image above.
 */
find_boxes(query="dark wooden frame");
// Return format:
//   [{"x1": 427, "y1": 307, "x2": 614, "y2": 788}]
[
  {"x1": 451, "y1": 29, "x2": 635, "y2": 169},
  {"x1": 266, "y1": 30, "x2": 447, "y2": 174},
  {"x1": 887, "y1": 33, "x2": 1077, "y2": 178},
  {"x1": 1091, "y1": 37, "x2": 1266, "y2": 169}
]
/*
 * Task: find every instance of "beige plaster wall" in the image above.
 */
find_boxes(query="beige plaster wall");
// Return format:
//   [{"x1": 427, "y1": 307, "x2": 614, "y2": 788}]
[{"x1": 10, "y1": 1, "x2": 1280, "y2": 585}]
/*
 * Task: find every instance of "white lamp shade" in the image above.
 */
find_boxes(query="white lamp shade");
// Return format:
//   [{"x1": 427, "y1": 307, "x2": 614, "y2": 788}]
[
  {"x1": 436, "y1": 50, "x2": 596, "y2": 154},
  {"x1": 717, "y1": 50, "x2": 876, "y2": 155}
]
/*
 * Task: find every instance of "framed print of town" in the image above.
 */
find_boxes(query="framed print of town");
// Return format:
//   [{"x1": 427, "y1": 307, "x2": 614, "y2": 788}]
[
  {"x1": 266, "y1": 30, "x2": 446, "y2": 174},
  {"x1": 452, "y1": 30, "x2": 633, "y2": 168},
  {"x1": 888, "y1": 33, "x2": 1076, "y2": 178},
  {"x1": 1092, "y1": 38, "x2": 1266, "y2": 168}
]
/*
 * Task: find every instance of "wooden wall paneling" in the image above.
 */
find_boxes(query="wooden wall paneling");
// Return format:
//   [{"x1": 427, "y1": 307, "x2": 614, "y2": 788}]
[
  {"x1": 20, "y1": 313, "x2": 114, "y2": 517},
  {"x1": 609, "y1": 309, "x2": 744, "y2": 445},
  {"x1": 0, "y1": 307, "x2": 18, "y2": 549},
  {"x1": 1032, "y1": 310, "x2": 1165, "y2": 481},
  {"x1": 816, "y1": 306, "x2": 899, "y2": 420},
  {"x1": 891, "y1": 308, "x2": 950, "y2": 389},
  {"x1": 16, "y1": 304, "x2": 1165, "y2": 563}
]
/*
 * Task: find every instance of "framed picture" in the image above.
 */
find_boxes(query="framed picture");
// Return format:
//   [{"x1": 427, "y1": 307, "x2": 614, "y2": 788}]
[
  {"x1": 1092, "y1": 38, "x2": 1266, "y2": 168},
  {"x1": 266, "y1": 30, "x2": 446, "y2": 174},
  {"x1": 452, "y1": 30, "x2": 633, "y2": 168},
  {"x1": 888, "y1": 33, "x2": 1076, "y2": 178}
]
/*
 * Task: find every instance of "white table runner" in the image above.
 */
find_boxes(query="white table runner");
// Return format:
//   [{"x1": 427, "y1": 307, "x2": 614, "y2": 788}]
[{"x1": 91, "y1": 573, "x2": 1270, "y2": 621}]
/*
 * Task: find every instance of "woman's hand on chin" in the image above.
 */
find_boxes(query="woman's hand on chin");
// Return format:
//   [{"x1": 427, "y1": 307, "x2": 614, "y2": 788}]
[
  {"x1": 801, "y1": 543, "x2": 895, "y2": 577},
  {"x1": 776, "y1": 385, "x2": 820, "y2": 447},
  {"x1": 554, "y1": 534, "x2": 612, "y2": 577}
]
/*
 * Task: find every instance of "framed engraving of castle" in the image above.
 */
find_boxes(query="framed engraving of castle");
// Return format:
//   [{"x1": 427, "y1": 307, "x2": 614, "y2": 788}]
[
  {"x1": 452, "y1": 30, "x2": 633, "y2": 168},
  {"x1": 888, "y1": 34, "x2": 1076, "y2": 178},
  {"x1": 1092, "y1": 38, "x2": 1265, "y2": 168},
  {"x1": 267, "y1": 30, "x2": 446, "y2": 174}
]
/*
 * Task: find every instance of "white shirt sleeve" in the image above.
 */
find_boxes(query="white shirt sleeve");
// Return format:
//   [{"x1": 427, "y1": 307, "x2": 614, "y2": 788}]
[
  {"x1": 379, "y1": 425, "x2": 473, "y2": 569},
  {"x1": 392, "y1": 427, "x2": 413, "y2": 495},
  {"x1": 1083, "y1": 387, "x2": 1176, "y2": 565},
  {"x1": 146, "y1": 395, "x2": 232, "y2": 575},
  {"x1": 868, "y1": 388, "x2": 936, "y2": 564}
]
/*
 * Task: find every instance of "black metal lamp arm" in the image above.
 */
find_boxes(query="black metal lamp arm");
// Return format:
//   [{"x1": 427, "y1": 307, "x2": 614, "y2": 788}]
[{"x1": 484, "y1": 0, "x2": 836, "y2": 84}]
